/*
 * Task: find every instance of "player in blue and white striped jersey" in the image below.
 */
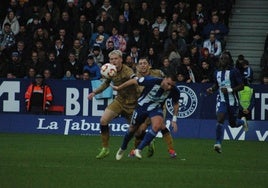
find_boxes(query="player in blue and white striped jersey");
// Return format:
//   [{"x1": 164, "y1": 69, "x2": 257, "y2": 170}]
[
  {"x1": 207, "y1": 51, "x2": 248, "y2": 154},
  {"x1": 113, "y1": 74, "x2": 180, "y2": 159}
]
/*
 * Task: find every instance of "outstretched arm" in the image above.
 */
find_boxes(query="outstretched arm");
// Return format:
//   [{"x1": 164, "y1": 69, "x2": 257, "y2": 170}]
[
  {"x1": 171, "y1": 102, "x2": 179, "y2": 132},
  {"x1": 111, "y1": 78, "x2": 138, "y2": 91}
]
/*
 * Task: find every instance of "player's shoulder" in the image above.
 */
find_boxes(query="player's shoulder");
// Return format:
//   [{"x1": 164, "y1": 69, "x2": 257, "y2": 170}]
[{"x1": 149, "y1": 69, "x2": 165, "y2": 78}]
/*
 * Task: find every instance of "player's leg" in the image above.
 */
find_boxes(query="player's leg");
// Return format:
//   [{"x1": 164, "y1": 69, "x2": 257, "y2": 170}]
[
  {"x1": 96, "y1": 101, "x2": 121, "y2": 159},
  {"x1": 161, "y1": 126, "x2": 176, "y2": 158},
  {"x1": 214, "y1": 102, "x2": 226, "y2": 153},
  {"x1": 229, "y1": 106, "x2": 248, "y2": 132},
  {"x1": 135, "y1": 114, "x2": 163, "y2": 159}
]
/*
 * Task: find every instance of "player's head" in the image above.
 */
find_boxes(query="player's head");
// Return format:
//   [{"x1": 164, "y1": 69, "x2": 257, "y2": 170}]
[
  {"x1": 137, "y1": 57, "x2": 151, "y2": 76},
  {"x1": 109, "y1": 50, "x2": 123, "y2": 70},
  {"x1": 218, "y1": 51, "x2": 231, "y2": 69},
  {"x1": 161, "y1": 73, "x2": 177, "y2": 91}
]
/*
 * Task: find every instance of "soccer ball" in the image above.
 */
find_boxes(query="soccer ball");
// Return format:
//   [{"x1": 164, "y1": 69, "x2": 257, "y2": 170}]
[{"x1": 101, "y1": 63, "x2": 117, "y2": 78}]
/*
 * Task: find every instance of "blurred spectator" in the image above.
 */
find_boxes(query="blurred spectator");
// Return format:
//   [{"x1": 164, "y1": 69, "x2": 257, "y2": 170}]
[
  {"x1": 135, "y1": 1, "x2": 154, "y2": 25},
  {"x1": 15, "y1": 24, "x2": 28, "y2": 44},
  {"x1": 173, "y1": 0, "x2": 191, "y2": 23},
  {"x1": 136, "y1": 17, "x2": 150, "y2": 41},
  {"x1": 188, "y1": 44, "x2": 200, "y2": 66},
  {"x1": 43, "y1": 68, "x2": 52, "y2": 80},
  {"x1": 10, "y1": 40, "x2": 28, "y2": 63},
  {"x1": 167, "y1": 12, "x2": 181, "y2": 36},
  {"x1": 235, "y1": 54, "x2": 245, "y2": 75},
  {"x1": 127, "y1": 25, "x2": 147, "y2": 56},
  {"x1": 64, "y1": 0, "x2": 80, "y2": 23},
  {"x1": 40, "y1": 12, "x2": 56, "y2": 41},
  {"x1": 124, "y1": 54, "x2": 136, "y2": 71},
  {"x1": 57, "y1": 11, "x2": 75, "y2": 37},
  {"x1": 202, "y1": 14, "x2": 229, "y2": 49},
  {"x1": 50, "y1": 37, "x2": 68, "y2": 64},
  {"x1": 241, "y1": 60, "x2": 253, "y2": 84},
  {"x1": 56, "y1": 28, "x2": 73, "y2": 49},
  {"x1": 203, "y1": 32, "x2": 222, "y2": 62},
  {"x1": 5, "y1": 51, "x2": 26, "y2": 78},
  {"x1": 32, "y1": 40, "x2": 47, "y2": 64},
  {"x1": 79, "y1": 1, "x2": 97, "y2": 24},
  {"x1": 39, "y1": 0, "x2": 60, "y2": 24},
  {"x1": 26, "y1": 15, "x2": 42, "y2": 38},
  {"x1": 261, "y1": 73, "x2": 268, "y2": 84},
  {"x1": 63, "y1": 51, "x2": 83, "y2": 79},
  {"x1": 199, "y1": 60, "x2": 215, "y2": 83},
  {"x1": 73, "y1": 14, "x2": 92, "y2": 41},
  {"x1": 119, "y1": 2, "x2": 136, "y2": 24},
  {"x1": 25, "y1": 50, "x2": 45, "y2": 74},
  {"x1": 89, "y1": 24, "x2": 109, "y2": 50},
  {"x1": 187, "y1": 19, "x2": 203, "y2": 47},
  {"x1": 164, "y1": 30, "x2": 187, "y2": 56},
  {"x1": 25, "y1": 73, "x2": 53, "y2": 114},
  {"x1": 33, "y1": 27, "x2": 51, "y2": 50},
  {"x1": 148, "y1": 26, "x2": 165, "y2": 57},
  {"x1": 165, "y1": 43, "x2": 181, "y2": 71},
  {"x1": 81, "y1": 70, "x2": 90, "y2": 80},
  {"x1": 62, "y1": 69, "x2": 76, "y2": 80},
  {"x1": 178, "y1": 55, "x2": 201, "y2": 83},
  {"x1": 116, "y1": 14, "x2": 131, "y2": 41},
  {"x1": 71, "y1": 38, "x2": 88, "y2": 65},
  {"x1": 24, "y1": 67, "x2": 37, "y2": 80},
  {"x1": 45, "y1": 51, "x2": 64, "y2": 79},
  {"x1": 91, "y1": 44, "x2": 104, "y2": 66},
  {"x1": 159, "y1": 56, "x2": 171, "y2": 75},
  {"x1": 0, "y1": 23, "x2": 16, "y2": 56},
  {"x1": 154, "y1": 1, "x2": 171, "y2": 22},
  {"x1": 151, "y1": 14, "x2": 168, "y2": 38},
  {"x1": 199, "y1": 47, "x2": 214, "y2": 68},
  {"x1": 2, "y1": 9, "x2": 20, "y2": 35},
  {"x1": 128, "y1": 44, "x2": 140, "y2": 64},
  {"x1": 95, "y1": 10, "x2": 114, "y2": 35},
  {"x1": 6, "y1": 72, "x2": 16, "y2": 79},
  {"x1": 82, "y1": 54, "x2": 101, "y2": 80},
  {"x1": 147, "y1": 46, "x2": 160, "y2": 69},
  {"x1": 103, "y1": 40, "x2": 114, "y2": 63},
  {"x1": 97, "y1": 0, "x2": 119, "y2": 21},
  {"x1": 106, "y1": 26, "x2": 127, "y2": 52},
  {"x1": 190, "y1": 2, "x2": 208, "y2": 30}
]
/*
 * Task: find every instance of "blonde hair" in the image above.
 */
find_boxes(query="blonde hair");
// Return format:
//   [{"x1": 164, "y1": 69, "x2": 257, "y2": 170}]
[{"x1": 108, "y1": 50, "x2": 122, "y2": 58}]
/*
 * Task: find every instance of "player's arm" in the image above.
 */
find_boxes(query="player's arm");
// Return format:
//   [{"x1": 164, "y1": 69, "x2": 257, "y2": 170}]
[
  {"x1": 88, "y1": 79, "x2": 111, "y2": 100},
  {"x1": 171, "y1": 101, "x2": 179, "y2": 132},
  {"x1": 207, "y1": 83, "x2": 218, "y2": 94},
  {"x1": 111, "y1": 77, "x2": 138, "y2": 91}
]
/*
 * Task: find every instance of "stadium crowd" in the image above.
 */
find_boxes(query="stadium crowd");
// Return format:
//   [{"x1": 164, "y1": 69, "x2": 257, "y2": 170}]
[{"x1": 0, "y1": 0, "x2": 264, "y2": 84}]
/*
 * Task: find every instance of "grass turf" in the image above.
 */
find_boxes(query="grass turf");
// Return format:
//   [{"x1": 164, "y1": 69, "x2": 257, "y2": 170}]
[{"x1": 0, "y1": 133, "x2": 267, "y2": 188}]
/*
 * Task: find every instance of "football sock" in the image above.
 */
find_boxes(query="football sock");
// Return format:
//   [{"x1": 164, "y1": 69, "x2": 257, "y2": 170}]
[
  {"x1": 100, "y1": 125, "x2": 109, "y2": 148},
  {"x1": 134, "y1": 132, "x2": 145, "y2": 148},
  {"x1": 161, "y1": 128, "x2": 174, "y2": 151},
  {"x1": 137, "y1": 128, "x2": 157, "y2": 150},
  {"x1": 121, "y1": 130, "x2": 135, "y2": 150},
  {"x1": 216, "y1": 123, "x2": 224, "y2": 144}
]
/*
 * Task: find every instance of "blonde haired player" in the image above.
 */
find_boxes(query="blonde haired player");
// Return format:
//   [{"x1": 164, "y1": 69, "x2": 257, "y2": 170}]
[{"x1": 88, "y1": 50, "x2": 139, "y2": 159}]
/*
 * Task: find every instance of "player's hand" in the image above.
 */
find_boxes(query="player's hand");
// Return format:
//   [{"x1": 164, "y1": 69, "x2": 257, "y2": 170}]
[
  {"x1": 110, "y1": 84, "x2": 119, "y2": 91},
  {"x1": 171, "y1": 121, "x2": 178, "y2": 132},
  {"x1": 88, "y1": 92, "x2": 95, "y2": 100}
]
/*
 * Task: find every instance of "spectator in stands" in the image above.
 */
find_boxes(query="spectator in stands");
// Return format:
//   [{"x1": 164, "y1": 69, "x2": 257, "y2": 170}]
[
  {"x1": 64, "y1": 0, "x2": 80, "y2": 23},
  {"x1": 116, "y1": 14, "x2": 132, "y2": 41},
  {"x1": 188, "y1": 19, "x2": 203, "y2": 47},
  {"x1": 151, "y1": 14, "x2": 168, "y2": 38},
  {"x1": 62, "y1": 69, "x2": 76, "y2": 80},
  {"x1": 73, "y1": 14, "x2": 92, "y2": 41},
  {"x1": 10, "y1": 40, "x2": 28, "y2": 63},
  {"x1": 119, "y1": 2, "x2": 136, "y2": 24},
  {"x1": 190, "y1": 2, "x2": 208, "y2": 30},
  {"x1": 154, "y1": 0, "x2": 171, "y2": 22},
  {"x1": 159, "y1": 57, "x2": 171, "y2": 75},
  {"x1": 33, "y1": 27, "x2": 51, "y2": 50},
  {"x1": 147, "y1": 46, "x2": 161, "y2": 69},
  {"x1": 57, "y1": 11, "x2": 75, "y2": 37},
  {"x1": 91, "y1": 44, "x2": 104, "y2": 66},
  {"x1": 43, "y1": 68, "x2": 52, "y2": 80},
  {"x1": 235, "y1": 54, "x2": 245, "y2": 75},
  {"x1": 89, "y1": 24, "x2": 109, "y2": 51},
  {"x1": 25, "y1": 73, "x2": 53, "y2": 114},
  {"x1": 148, "y1": 26, "x2": 165, "y2": 57},
  {"x1": 81, "y1": 70, "x2": 90, "y2": 80},
  {"x1": 71, "y1": 38, "x2": 88, "y2": 65},
  {"x1": 40, "y1": 12, "x2": 56, "y2": 42},
  {"x1": 95, "y1": 10, "x2": 114, "y2": 35},
  {"x1": 128, "y1": 44, "x2": 140, "y2": 65},
  {"x1": 241, "y1": 60, "x2": 253, "y2": 84},
  {"x1": 83, "y1": 54, "x2": 101, "y2": 80},
  {"x1": 0, "y1": 23, "x2": 16, "y2": 56},
  {"x1": 26, "y1": 15, "x2": 42, "y2": 38},
  {"x1": 39, "y1": 0, "x2": 60, "y2": 25},
  {"x1": 127, "y1": 25, "x2": 147, "y2": 56},
  {"x1": 79, "y1": 1, "x2": 97, "y2": 24},
  {"x1": 173, "y1": 0, "x2": 191, "y2": 23},
  {"x1": 203, "y1": 32, "x2": 222, "y2": 62},
  {"x1": 164, "y1": 30, "x2": 187, "y2": 57},
  {"x1": 97, "y1": 0, "x2": 119, "y2": 22},
  {"x1": 64, "y1": 51, "x2": 83, "y2": 79},
  {"x1": 135, "y1": 1, "x2": 154, "y2": 25},
  {"x1": 45, "y1": 51, "x2": 63, "y2": 79},
  {"x1": 25, "y1": 50, "x2": 46, "y2": 75},
  {"x1": 103, "y1": 40, "x2": 114, "y2": 63},
  {"x1": 199, "y1": 59, "x2": 215, "y2": 83},
  {"x1": 106, "y1": 26, "x2": 127, "y2": 52},
  {"x1": 261, "y1": 73, "x2": 268, "y2": 84},
  {"x1": 32, "y1": 40, "x2": 47, "y2": 64},
  {"x1": 167, "y1": 12, "x2": 181, "y2": 36},
  {"x1": 202, "y1": 14, "x2": 229, "y2": 49},
  {"x1": 165, "y1": 43, "x2": 181, "y2": 71},
  {"x1": 56, "y1": 28, "x2": 73, "y2": 49},
  {"x1": 24, "y1": 67, "x2": 37, "y2": 80},
  {"x1": 188, "y1": 44, "x2": 200, "y2": 66},
  {"x1": 50, "y1": 37, "x2": 68, "y2": 64},
  {"x1": 5, "y1": 51, "x2": 26, "y2": 78},
  {"x1": 178, "y1": 55, "x2": 201, "y2": 83},
  {"x1": 136, "y1": 17, "x2": 151, "y2": 42},
  {"x1": 2, "y1": 9, "x2": 20, "y2": 35},
  {"x1": 15, "y1": 24, "x2": 28, "y2": 45},
  {"x1": 125, "y1": 54, "x2": 136, "y2": 72}
]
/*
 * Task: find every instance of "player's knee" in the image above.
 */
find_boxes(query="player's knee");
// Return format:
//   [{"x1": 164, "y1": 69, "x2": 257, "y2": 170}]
[{"x1": 161, "y1": 127, "x2": 169, "y2": 135}]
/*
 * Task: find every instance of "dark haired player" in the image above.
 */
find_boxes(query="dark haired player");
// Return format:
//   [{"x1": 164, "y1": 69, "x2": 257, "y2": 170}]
[{"x1": 207, "y1": 51, "x2": 248, "y2": 153}]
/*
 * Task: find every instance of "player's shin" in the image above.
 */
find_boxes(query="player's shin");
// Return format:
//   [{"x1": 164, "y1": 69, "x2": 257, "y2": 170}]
[
  {"x1": 161, "y1": 128, "x2": 174, "y2": 150},
  {"x1": 121, "y1": 130, "x2": 135, "y2": 150},
  {"x1": 216, "y1": 123, "x2": 224, "y2": 144},
  {"x1": 137, "y1": 128, "x2": 157, "y2": 150},
  {"x1": 100, "y1": 125, "x2": 110, "y2": 148}
]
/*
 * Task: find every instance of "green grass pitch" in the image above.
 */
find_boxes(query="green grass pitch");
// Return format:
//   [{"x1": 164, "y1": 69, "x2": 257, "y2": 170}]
[{"x1": 0, "y1": 133, "x2": 267, "y2": 188}]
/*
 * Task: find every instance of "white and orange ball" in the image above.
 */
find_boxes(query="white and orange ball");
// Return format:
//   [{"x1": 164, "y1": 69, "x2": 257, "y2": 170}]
[{"x1": 100, "y1": 63, "x2": 117, "y2": 78}]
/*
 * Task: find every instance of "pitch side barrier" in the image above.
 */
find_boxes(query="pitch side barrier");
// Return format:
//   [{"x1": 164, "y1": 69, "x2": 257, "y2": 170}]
[{"x1": 0, "y1": 79, "x2": 267, "y2": 141}]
